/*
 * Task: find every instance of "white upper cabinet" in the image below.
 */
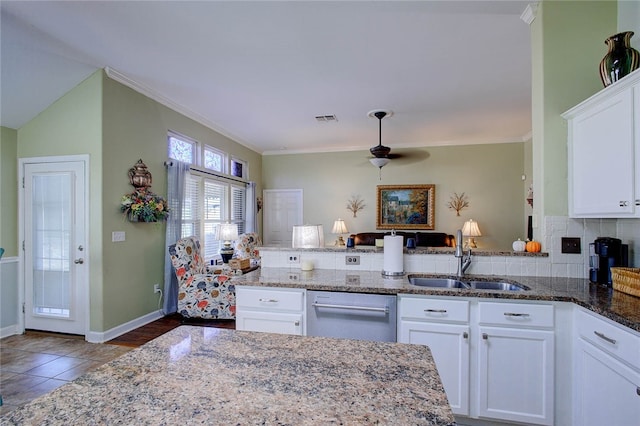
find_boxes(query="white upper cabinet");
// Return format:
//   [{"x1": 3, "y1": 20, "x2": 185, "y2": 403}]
[{"x1": 563, "y1": 69, "x2": 640, "y2": 218}]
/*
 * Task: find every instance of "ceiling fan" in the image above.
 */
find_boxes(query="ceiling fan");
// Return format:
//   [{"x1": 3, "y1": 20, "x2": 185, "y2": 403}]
[{"x1": 368, "y1": 109, "x2": 401, "y2": 178}]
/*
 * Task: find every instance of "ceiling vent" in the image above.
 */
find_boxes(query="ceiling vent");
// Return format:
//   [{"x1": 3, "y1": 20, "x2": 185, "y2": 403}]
[{"x1": 315, "y1": 115, "x2": 338, "y2": 122}]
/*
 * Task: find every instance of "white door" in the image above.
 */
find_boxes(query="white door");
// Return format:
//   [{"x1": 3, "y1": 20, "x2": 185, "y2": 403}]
[
  {"x1": 22, "y1": 159, "x2": 88, "y2": 335},
  {"x1": 263, "y1": 189, "x2": 302, "y2": 246}
]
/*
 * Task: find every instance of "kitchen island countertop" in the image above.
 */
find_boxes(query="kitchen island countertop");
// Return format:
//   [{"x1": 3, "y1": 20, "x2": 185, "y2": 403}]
[
  {"x1": 1, "y1": 326, "x2": 456, "y2": 426},
  {"x1": 232, "y1": 268, "x2": 640, "y2": 333}
]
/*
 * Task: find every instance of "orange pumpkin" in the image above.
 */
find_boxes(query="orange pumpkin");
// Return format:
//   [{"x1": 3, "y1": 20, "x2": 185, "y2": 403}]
[{"x1": 526, "y1": 240, "x2": 541, "y2": 252}]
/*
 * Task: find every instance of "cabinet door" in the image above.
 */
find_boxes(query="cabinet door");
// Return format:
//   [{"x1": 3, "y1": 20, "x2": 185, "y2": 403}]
[
  {"x1": 399, "y1": 320, "x2": 470, "y2": 415},
  {"x1": 574, "y1": 338, "x2": 640, "y2": 426},
  {"x1": 478, "y1": 326, "x2": 554, "y2": 425},
  {"x1": 569, "y1": 89, "x2": 636, "y2": 217},
  {"x1": 236, "y1": 311, "x2": 303, "y2": 335}
]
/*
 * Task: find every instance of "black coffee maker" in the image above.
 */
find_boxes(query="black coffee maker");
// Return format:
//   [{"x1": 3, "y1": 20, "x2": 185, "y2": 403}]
[{"x1": 589, "y1": 237, "x2": 628, "y2": 285}]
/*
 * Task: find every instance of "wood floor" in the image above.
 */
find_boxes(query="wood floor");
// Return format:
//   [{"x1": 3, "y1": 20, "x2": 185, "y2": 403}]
[{"x1": 106, "y1": 313, "x2": 235, "y2": 347}]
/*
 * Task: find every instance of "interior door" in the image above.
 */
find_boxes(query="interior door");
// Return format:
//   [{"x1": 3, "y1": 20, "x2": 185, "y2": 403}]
[
  {"x1": 22, "y1": 159, "x2": 87, "y2": 335},
  {"x1": 263, "y1": 189, "x2": 302, "y2": 246}
]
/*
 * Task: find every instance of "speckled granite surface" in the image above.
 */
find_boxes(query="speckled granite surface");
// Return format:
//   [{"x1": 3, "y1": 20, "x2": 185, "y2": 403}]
[
  {"x1": 259, "y1": 246, "x2": 548, "y2": 257},
  {"x1": 0, "y1": 327, "x2": 456, "y2": 426},
  {"x1": 233, "y1": 268, "x2": 640, "y2": 333}
]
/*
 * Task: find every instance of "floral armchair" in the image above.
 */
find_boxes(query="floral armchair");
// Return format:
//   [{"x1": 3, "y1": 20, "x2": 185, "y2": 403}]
[
  {"x1": 168, "y1": 236, "x2": 235, "y2": 319},
  {"x1": 234, "y1": 232, "x2": 262, "y2": 263}
]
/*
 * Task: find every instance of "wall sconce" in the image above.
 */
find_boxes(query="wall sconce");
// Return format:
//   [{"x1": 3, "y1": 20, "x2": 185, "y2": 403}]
[
  {"x1": 331, "y1": 219, "x2": 349, "y2": 246},
  {"x1": 217, "y1": 223, "x2": 239, "y2": 263},
  {"x1": 292, "y1": 225, "x2": 324, "y2": 248},
  {"x1": 462, "y1": 219, "x2": 482, "y2": 248}
]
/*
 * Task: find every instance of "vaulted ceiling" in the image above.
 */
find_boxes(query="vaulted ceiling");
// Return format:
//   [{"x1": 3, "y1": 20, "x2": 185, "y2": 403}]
[{"x1": 1, "y1": 1, "x2": 532, "y2": 154}]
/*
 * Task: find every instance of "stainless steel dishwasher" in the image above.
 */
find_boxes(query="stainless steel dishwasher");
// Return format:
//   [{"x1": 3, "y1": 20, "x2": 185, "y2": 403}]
[{"x1": 306, "y1": 291, "x2": 397, "y2": 342}]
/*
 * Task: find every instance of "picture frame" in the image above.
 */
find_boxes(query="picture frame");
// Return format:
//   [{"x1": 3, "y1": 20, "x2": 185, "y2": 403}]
[{"x1": 376, "y1": 184, "x2": 435, "y2": 230}]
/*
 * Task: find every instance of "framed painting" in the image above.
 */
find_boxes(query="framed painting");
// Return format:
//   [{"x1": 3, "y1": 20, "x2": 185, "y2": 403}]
[{"x1": 376, "y1": 184, "x2": 435, "y2": 230}]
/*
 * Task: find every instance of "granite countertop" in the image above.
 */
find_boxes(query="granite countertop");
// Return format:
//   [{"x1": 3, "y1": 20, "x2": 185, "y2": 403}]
[
  {"x1": 259, "y1": 245, "x2": 548, "y2": 257},
  {"x1": 232, "y1": 268, "x2": 640, "y2": 333},
  {"x1": 1, "y1": 327, "x2": 456, "y2": 426}
]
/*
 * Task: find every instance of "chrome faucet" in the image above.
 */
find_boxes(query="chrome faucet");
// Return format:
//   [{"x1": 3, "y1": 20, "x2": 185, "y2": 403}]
[{"x1": 455, "y1": 229, "x2": 472, "y2": 277}]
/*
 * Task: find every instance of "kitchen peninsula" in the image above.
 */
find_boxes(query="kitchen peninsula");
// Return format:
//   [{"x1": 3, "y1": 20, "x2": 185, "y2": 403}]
[{"x1": 1, "y1": 326, "x2": 456, "y2": 425}]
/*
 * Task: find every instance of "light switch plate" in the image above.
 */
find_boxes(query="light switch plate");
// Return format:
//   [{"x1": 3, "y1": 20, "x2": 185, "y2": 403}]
[{"x1": 112, "y1": 231, "x2": 126, "y2": 242}]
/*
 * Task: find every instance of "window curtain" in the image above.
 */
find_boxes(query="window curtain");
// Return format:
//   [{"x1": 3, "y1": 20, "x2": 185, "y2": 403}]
[
  {"x1": 163, "y1": 160, "x2": 190, "y2": 314},
  {"x1": 246, "y1": 181, "x2": 257, "y2": 233}
]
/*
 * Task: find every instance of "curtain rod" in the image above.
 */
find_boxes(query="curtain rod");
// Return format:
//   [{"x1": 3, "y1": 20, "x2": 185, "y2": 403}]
[{"x1": 164, "y1": 160, "x2": 249, "y2": 186}]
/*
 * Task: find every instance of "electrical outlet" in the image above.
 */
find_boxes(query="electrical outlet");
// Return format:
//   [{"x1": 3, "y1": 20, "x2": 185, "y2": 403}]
[
  {"x1": 346, "y1": 275, "x2": 361, "y2": 285},
  {"x1": 561, "y1": 237, "x2": 581, "y2": 254},
  {"x1": 153, "y1": 284, "x2": 161, "y2": 294},
  {"x1": 112, "y1": 231, "x2": 125, "y2": 242},
  {"x1": 287, "y1": 254, "x2": 300, "y2": 264},
  {"x1": 345, "y1": 255, "x2": 360, "y2": 265}
]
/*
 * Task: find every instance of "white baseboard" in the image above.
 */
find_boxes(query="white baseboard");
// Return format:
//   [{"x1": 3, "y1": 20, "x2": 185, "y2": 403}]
[
  {"x1": 86, "y1": 310, "x2": 164, "y2": 343},
  {"x1": 0, "y1": 324, "x2": 18, "y2": 339}
]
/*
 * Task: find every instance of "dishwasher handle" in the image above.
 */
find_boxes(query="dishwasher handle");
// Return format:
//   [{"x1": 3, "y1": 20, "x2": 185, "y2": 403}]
[{"x1": 311, "y1": 302, "x2": 389, "y2": 314}]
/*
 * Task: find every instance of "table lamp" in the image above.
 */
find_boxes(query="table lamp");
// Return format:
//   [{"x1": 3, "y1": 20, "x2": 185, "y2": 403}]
[
  {"x1": 462, "y1": 219, "x2": 481, "y2": 248},
  {"x1": 218, "y1": 223, "x2": 239, "y2": 263},
  {"x1": 292, "y1": 225, "x2": 324, "y2": 248},
  {"x1": 331, "y1": 219, "x2": 349, "y2": 246}
]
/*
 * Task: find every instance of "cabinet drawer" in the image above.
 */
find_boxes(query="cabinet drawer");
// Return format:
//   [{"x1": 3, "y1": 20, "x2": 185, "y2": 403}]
[
  {"x1": 400, "y1": 297, "x2": 469, "y2": 322},
  {"x1": 479, "y1": 302, "x2": 554, "y2": 328},
  {"x1": 576, "y1": 308, "x2": 640, "y2": 368},
  {"x1": 237, "y1": 287, "x2": 305, "y2": 312}
]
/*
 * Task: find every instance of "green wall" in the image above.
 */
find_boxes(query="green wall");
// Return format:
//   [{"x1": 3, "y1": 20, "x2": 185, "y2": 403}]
[
  {"x1": 1, "y1": 127, "x2": 18, "y2": 257},
  {"x1": 532, "y1": 1, "x2": 617, "y2": 220},
  {"x1": 263, "y1": 143, "x2": 526, "y2": 250},
  {"x1": 101, "y1": 74, "x2": 262, "y2": 331}
]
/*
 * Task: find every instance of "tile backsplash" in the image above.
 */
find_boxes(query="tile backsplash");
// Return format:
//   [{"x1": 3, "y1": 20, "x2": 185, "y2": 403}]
[{"x1": 260, "y1": 216, "x2": 639, "y2": 279}]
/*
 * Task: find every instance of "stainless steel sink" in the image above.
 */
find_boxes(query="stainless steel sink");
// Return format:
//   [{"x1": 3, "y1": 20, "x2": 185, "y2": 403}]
[
  {"x1": 408, "y1": 277, "x2": 469, "y2": 289},
  {"x1": 468, "y1": 281, "x2": 529, "y2": 291}
]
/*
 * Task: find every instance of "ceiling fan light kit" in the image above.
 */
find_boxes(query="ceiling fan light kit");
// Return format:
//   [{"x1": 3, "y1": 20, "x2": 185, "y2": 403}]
[{"x1": 367, "y1": 109, "x2": 394, "y2": 179}]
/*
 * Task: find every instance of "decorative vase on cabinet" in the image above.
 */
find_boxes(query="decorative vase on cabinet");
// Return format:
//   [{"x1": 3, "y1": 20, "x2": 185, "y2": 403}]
[{"x1": 599, "y1": 31, "x2": 639, "y2": 87}]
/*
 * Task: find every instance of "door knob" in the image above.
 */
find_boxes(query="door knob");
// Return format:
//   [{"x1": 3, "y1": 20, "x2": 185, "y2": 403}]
[{"x1": 74, "y1": 258, "x2": 84, "y2": 264}]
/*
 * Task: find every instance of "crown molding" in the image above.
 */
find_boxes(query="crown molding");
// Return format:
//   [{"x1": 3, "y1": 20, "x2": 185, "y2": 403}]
[{"x1": 104, "y1": 67, "x2": 262, "y2": 154}]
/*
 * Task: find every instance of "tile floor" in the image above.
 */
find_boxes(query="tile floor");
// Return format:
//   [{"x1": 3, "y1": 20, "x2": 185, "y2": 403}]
[{"x1": 0, "y1": 333, "x2": 132, "y2": 415}]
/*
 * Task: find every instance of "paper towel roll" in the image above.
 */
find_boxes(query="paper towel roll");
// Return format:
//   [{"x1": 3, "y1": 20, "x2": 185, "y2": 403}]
[{"x1": 383, "y1": 235, "x2": 404, "y2": 276}]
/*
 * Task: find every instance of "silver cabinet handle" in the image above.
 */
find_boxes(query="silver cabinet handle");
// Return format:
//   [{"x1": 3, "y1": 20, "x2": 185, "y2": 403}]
[
  {"x1": 619, "y1": 201, "x2": 629, "y2": 207},
  {"x1": 74, "y1": 258, "x2": 84, "y2": 264},
  {"x1": 594, "y1": 331, "x2": 617, "y2": 345},
  {"x1": 504, "y1": 312, "x2": 530, "y2": 317},
  {"x1": 294, "y1": 320, "x2": 300, "y2": 326},
  {"x1": 312, "y1": 302, "x2": 389, "y2": 314},
  {"x1": 482, "y1": 333, "x2": 488, "y2": 340},
  {"x1": 259, "y1": 298, "x2": 278, "y2": 303},
  {"x1": 425, "y1": 309, "x2": 447, "y2": 313},
  {"x1": 636, "y1": 387, "x2": 640, "y2": 396},
  {"x1": 635, "y1": 200, "x2": 640, "y2": 206},
  {"x1": 463, "y1": 332, "x2": 469, "y2": 339}
]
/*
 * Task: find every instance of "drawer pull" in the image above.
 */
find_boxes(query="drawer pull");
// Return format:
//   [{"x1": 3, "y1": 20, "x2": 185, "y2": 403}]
[
  {"x1": 425, "y1": 309, "x2": 447, "y2": 313},
  {"x1": 594, "y1": 331, "x2": 617, "y2": 345},
  {"x1": 463, "y1": 332, "x2": 469, "y2": 339},
  {"x1": 482, "y1": 333, "x2": 488, "y2": 340},
  {"x1": 294, "y1": 320, "x2": 300, "y2": 326},
  {"x1": 504, "y1": 312, "x2": 530, "y2": 317},
  {"x1": 259, "y1": 298, "x2": 279, "y2": 303},
  {"x1": 637, "y1": 387, "x2": 640, "y2": 396},
  {"x1": 619, "y1": 201, "x2": 629, "y2": 207}
]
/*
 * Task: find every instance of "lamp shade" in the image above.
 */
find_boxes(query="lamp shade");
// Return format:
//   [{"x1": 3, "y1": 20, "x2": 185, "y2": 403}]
[
  {"x1": 331, "y1": 219, "x2": 348, "y2": 234},
  {"x1": 218, "y1": 223, "x2": 239, "y2": 241},
  {"x1": 462, "y1": 219, "x2": 482, "y2": 237},
  {"x1": 292, "y1": 225, "x2": 324, "y2": 248}
]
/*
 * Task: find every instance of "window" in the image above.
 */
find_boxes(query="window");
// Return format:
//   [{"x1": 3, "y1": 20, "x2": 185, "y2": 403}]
[
  {"x1": 168, "y1": 132, "x2": 249, "y2": 262},
  {"x1": 231, "y1": 157, "x2": 247, "y2": 179}
]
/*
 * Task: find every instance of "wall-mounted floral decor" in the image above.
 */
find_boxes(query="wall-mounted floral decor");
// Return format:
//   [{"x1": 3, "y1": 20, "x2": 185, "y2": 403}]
[
  {"x1": 120, "y1": 159, "x2": 169, "y2": 223},
  {"x1": 347, "y1": 194, "x2": 365, "y2": 218},
  {"x1": 447, "y1": 192, "x2": 469, "y2": 216}
]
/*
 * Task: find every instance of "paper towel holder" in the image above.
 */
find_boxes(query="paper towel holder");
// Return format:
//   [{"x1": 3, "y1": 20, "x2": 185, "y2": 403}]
[{"x1": 382, "y1": 230, "x2": 405, "y2": 277}]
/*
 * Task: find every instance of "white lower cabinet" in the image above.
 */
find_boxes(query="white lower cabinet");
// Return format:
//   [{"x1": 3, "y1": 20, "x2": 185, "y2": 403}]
[
  {"x1": 236, "y1": 286, "x2": 306, "y2": 335},
  {"x1": 573, "y1": 308, "x2": 640, "y2": 426},
  {"x1": 398, "y1": 296, "x2": 470, "y2": 415},
  {"x1": 398, "y1": 296, "x2": 555, "y2": 425}
]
